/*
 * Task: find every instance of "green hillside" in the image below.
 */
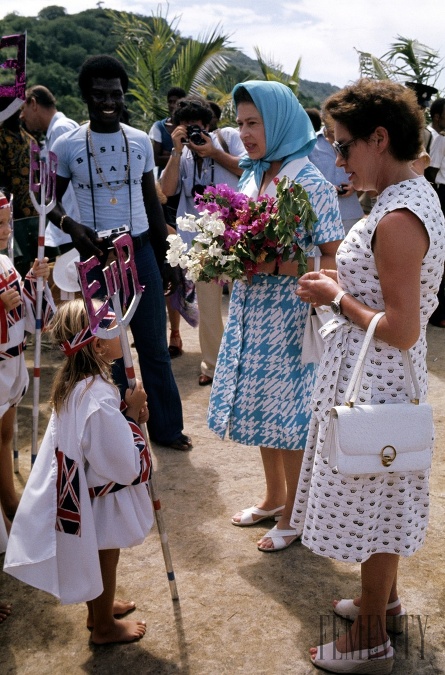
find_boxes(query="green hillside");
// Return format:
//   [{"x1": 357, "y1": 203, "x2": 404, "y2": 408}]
[{"x1": 0, "y1": 5, "x2": 339, "y2": 126}]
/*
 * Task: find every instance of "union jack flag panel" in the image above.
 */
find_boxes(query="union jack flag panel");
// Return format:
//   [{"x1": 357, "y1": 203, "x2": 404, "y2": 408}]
[
  {"x1": 88, "y1": 420, "x2": 151, "y2": 498},
  {"x1": 55, "y1": 448, "x2": 81, "y2": 536},
  {"x1": 0, "y1": 269, "x2": 23, "y2": 342}
]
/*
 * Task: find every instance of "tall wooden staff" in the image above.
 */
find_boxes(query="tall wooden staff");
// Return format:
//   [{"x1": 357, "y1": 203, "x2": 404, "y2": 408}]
[
  {"x1": 29, "y1": 143, "x2": 57, "y2": 465},
  {"x1": 76, "y1": 234, "x2": 179, "y2": 601}
]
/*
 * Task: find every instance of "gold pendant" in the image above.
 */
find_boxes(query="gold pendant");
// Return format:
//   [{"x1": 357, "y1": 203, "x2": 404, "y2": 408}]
[{"x1": 110, "y1": 196, "x2": 118, "y2": 205}]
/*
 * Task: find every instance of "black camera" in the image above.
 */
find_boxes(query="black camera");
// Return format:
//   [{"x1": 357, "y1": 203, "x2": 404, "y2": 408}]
[
  {"x1": 191, "y1": 184, "x2": 208, "y2": 198},
  {"x1": 186, "y1": 125, "x2": 209, "y2": 146}
]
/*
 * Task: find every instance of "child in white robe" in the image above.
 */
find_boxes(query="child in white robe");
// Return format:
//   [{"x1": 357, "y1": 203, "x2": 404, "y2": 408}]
[
  {"x1": 0, "y1": 192, "x2": 53, "y2": 624},
  {"x1": 4, "y1": 299, "x2": 154, "y2": 644}
]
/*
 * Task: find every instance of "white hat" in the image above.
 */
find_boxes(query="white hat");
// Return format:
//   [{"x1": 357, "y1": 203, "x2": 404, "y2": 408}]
[{"x1": 53, "y1": 248, "x2": 81, "y2": 293}]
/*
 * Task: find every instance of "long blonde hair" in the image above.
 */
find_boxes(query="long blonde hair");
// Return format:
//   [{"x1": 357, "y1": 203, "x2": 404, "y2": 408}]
[{"x1": 50, "y1": 299, "x2": 114, "y2": 414}]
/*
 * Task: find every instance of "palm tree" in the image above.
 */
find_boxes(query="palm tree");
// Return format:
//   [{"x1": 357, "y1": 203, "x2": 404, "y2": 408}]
[
  {"x1": 253, "y1": 46, "x2": 302, "y2": 98},
  {"x1": 356, "y1": 35, "x2": 443, "y2": 88},
  {"x1": 109, "y1": 8, "x2": 231, "y2": 127}
]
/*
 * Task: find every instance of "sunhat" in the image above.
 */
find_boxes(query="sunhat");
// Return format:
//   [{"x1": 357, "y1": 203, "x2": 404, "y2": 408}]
[{"x1": 52, "y1": 248, "x2": 80, "y2": 293}]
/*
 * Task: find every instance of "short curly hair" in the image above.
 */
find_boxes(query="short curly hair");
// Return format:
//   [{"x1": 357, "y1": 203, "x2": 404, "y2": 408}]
[
  {"x1": 78, "y1": 55, "x2": 128, "y2": 99},
  {"x1": 324, "y1": 78, "x2": 424, "y2": 162},
  {"x1": 172, "y1": 96, "x2": 213, "y2": 126}
]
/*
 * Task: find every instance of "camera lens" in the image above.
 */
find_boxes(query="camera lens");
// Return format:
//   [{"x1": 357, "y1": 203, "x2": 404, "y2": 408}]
[
  {"x1": 191, "y1": 184, "x2": 206, "y2": 198},
  {"x1": 187, "y1": 125, "x2": 206, "y2": 146}
]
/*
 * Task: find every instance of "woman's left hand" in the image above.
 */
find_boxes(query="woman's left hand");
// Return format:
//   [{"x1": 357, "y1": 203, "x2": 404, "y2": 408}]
[
  {"x1": 296, "y1": 270, "x2": 340, "y2": 306},
  {"x1": 31, "y1": 257, "x2": 50, "y2": 281}
]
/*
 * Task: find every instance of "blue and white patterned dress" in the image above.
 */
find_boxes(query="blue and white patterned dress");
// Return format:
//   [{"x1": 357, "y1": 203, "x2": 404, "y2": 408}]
[
  {"x1": 291, "y1": 176, "x2": 445, "y2": 562},
  {"x1": 207, "y1": 161, "x2": 344, "y2": 449}
]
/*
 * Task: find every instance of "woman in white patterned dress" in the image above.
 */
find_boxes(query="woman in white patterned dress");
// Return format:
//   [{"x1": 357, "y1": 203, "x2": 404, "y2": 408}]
[
  {"x1": 207, "y1": 81, "x2": 343, "y2": 552},
  {"x1": 291, "y1": 80, "x2": 445, "y2": 673}
]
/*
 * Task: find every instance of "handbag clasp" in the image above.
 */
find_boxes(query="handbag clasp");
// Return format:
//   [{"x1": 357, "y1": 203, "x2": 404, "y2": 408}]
[{"x1": 381, "y1": 445, "x2": 397, "y2": 467}]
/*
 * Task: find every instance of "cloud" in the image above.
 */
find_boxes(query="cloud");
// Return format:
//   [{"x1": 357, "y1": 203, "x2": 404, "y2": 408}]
[{"x1": 1, "y1": 0, "x2": 445, "y2": 91}]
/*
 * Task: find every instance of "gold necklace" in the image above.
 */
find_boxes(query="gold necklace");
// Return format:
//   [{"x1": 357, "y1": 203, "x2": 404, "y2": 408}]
[{"x1": 87, "y1": 125, "x2": 130, "y2": 205}]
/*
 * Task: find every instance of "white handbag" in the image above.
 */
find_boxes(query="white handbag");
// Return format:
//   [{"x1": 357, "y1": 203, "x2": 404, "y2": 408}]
[
  {"x1": 321, "y1": 311, "x2": 434, "y2": 476},
  {"x1": 301, "y1": 257, "x2": 333, "y2": 365}
]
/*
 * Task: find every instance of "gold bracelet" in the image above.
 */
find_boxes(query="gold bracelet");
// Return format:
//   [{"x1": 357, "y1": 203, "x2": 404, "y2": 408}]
[{"x1": 59, "y1": 214, "x2": 69, "y2": 233}]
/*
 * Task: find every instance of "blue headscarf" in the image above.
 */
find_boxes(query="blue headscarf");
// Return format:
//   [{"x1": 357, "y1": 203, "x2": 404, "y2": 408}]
[{"x1": 232, "y1": 80, "x2": 316, "y2": 190}]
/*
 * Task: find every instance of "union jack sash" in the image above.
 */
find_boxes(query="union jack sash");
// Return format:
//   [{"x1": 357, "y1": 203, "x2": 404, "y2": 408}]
[
  {"x1": 89, "y1": 420, "x2": 152, "y2": 498},
  {"x1": 0, "y1": 268, "x2": 23, "y2": 342},
  {"x1": 0, "y1": 266, "x2": 53, "y2": 344},
  {"x1": 55, "y1": 448, "x2": 81, "y2": 536}
]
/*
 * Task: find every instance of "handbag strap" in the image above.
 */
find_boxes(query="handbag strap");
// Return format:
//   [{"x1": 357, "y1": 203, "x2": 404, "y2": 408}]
[
  {"x1": 344, "y1": 311, "x2": 420, "y2": 405},
  {"x1": 305, "y1": 256, "x2": 321, "y2": 322}
]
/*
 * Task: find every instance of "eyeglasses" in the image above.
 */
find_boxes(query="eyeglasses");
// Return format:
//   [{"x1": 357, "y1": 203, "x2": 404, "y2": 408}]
[{"x1": 332, "y1": 138, "x2": 356, "y2": 160}]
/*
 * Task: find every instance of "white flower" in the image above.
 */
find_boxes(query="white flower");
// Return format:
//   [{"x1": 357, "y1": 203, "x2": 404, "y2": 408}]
[
  {"x1": 166, "y1": 234, "x2": 188, "y2": 267},
  {"x1": 208, "y1": 242, "x2": 223, "y2": 259},
  {"x1": 205, "y1": 217, "x2": 226, "y2": 237},
  {"x1": 176, "y1": 214, "x2": 199, "y2": 232},
  {"x1": 193, "y1": 232, "x2": 213, "y2": 246}
]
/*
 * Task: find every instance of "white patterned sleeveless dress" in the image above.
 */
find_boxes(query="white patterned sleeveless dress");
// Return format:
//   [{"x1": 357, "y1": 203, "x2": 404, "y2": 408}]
[{"x1": 290, "y1": 176, "x2": 445, "y2": 563}]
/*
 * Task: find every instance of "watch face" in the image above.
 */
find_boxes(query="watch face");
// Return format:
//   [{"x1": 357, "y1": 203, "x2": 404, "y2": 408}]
[{"x1": 330, "y1": 301, "x2": 341, "y2": 315}]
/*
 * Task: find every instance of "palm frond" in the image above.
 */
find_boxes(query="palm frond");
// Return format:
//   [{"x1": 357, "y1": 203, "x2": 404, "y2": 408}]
[
  {"x1": 171, "y1": 26, "x2": 231, "y2": 92},
  {"x1": 355, "y1": 48, "x2": 396, "y2": 80},
  {"x1": 253, "y1": 46, "x2": 286, "y2": 82},
  {"x1": 383, "y1": 36, "x2": 442, "y2": 83},
  {"x1": 288, "y1": 57, "x2": 302, "y2": 96}
]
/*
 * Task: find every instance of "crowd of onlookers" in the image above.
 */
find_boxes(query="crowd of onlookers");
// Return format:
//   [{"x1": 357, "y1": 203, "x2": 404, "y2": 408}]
[{"x1": 1, "y1": 62, "x2": 445, "y2": 673}]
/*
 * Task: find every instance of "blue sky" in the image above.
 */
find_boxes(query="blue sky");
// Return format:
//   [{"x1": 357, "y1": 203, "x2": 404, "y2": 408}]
[{"x1": 2, "y1": 0, "x2": 445, "y2": 92}]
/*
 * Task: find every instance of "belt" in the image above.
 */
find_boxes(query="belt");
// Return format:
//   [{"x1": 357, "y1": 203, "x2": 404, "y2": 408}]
[{"x1": 131, "y1": 230, "x2": 150, "y2": 250}]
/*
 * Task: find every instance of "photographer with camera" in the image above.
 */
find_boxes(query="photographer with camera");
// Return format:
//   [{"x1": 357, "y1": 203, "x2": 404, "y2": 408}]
[{"x1": 160, "y1": 96, "x2": 244, "y2": 386}]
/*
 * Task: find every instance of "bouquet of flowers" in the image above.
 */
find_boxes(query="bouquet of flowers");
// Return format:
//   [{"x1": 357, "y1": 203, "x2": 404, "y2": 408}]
[{"x1": 166, "y1": 176, "x2": 317, "y2": 283}]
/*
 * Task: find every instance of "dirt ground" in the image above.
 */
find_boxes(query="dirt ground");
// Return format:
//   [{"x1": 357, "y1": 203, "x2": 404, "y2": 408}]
[{"x1": 1, "y1": 295, "x2": 444, "y2": 674}]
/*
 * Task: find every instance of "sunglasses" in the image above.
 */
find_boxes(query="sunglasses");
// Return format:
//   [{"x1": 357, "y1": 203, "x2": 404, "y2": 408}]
[{"x1": 332, "y1": 138, "x2": 356, "y2": 160}]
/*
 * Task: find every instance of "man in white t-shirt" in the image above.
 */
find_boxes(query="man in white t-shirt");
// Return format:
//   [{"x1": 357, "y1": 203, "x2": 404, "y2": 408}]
[
  {"x1": 161, "y1": 96, "x2": 245, "y2": 385},
  {"x1": 48, "y1": 55, "x2": 191, "y2": 451}
]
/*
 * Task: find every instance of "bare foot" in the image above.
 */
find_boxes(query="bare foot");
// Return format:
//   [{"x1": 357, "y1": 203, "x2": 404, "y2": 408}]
[
  {"x1": 0, "y1": 602, "x2": 12, "y2": 623},
  {"x1": 113, "y1": 599, "x2": 136, "y2": 618},
  {"x1": 91, "y1": 618, "x2": 146, "y2": 645},
  {"x1": 87, "y1": 599, "x2": 136, "y2": 629}
]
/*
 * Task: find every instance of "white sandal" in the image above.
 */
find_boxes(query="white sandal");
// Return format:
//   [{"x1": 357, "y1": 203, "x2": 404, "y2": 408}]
[
  {"x1": 311, "y1": 636, "x2": 394, "y2": 674},
  {"x1": 334, "y1": 598, "x2": 406, "y2": 634},
  {"x1": 257, "y1": 524, "x2": 300, "y2": 552},
  {"x1": 231, "y1": 505, "x2": 284, "y2": 527}
]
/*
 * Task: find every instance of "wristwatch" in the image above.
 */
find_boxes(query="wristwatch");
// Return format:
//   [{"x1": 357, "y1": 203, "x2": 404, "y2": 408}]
[
  {"x1": 171, "y1": 149, "x2": 181, "y2": 158},
  {"x1": 330, "y1": 290, "x2": 349, "y2": 316}
]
